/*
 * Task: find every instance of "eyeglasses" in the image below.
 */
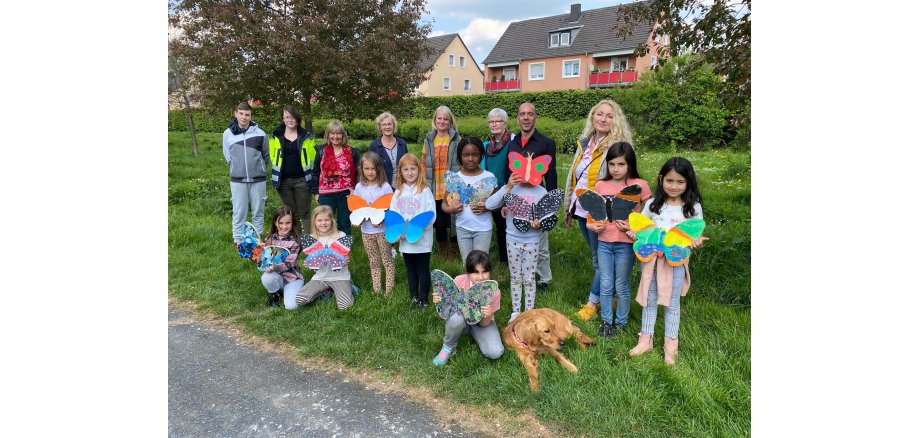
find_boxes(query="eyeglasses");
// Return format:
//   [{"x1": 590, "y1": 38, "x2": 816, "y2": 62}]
[{"x1": 488, "y1": 120, "x2": 504, "y2": 124}]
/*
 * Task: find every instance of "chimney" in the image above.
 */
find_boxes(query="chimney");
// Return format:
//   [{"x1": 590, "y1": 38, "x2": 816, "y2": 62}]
[{"x1": 569, "y1": 4, "x2": 582, "y2": 22}]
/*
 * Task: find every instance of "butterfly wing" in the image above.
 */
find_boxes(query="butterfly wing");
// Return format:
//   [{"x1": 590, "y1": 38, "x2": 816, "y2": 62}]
[
  {"x1": 503, "y1": 192, "x2": 533, "y2": 233},
  {"x1": 238, "y1": 222, "x2": 261, "y2": 259},
  {"x1": 534, "y1": 189, "x2": 564, "y2": 232},
  {"x1": 444, "y1": 171, "x2": 467, "y2": 204},
  {"x1": 404, "y1": 211, "x2": 435, "y2": 243},
  {"x1": 469, "y1": 176, "x2": 497, "y2": 205},
  {"x1": 661, "y1": 219, "x2": 706, "y2": 266},
  {"x1": 629, "y1": 212, "x2": 662, "y2": 262},
  {"x1": 608, "y1": 184, "x2": 643, "y2": 221},
  {"x1": 460, "y1": 280, "x2": 498, "y2": 324},
  {"x1": 348, "y1": 194, "x2": 393, "y2": 226},
  {"x1": 258, "y1": 246, "x2": 290, "y2": 272},
  {"x1": 369, "y1": 193, "x2": 393, "y2": 210},
  {"x1": 525, "y1": 154, "x2": 553, "y2": 185},
  {"x1": 575, "y1": 189, "x2": 609, "y2": 223},
  {"x1": 507, "y1": 151, "x2": 527, "y2": 181},
  {"x1": 432, "y1": 269, "x2": 460, "y2": 321},
  {"x1": 383, "y1": 210, "x2": 407, "y2": 243}
]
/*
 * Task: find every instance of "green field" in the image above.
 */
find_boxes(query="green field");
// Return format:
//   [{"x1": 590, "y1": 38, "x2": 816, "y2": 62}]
[{"x1": 168, "y1": 131, "x2": 751, "y2": 437}]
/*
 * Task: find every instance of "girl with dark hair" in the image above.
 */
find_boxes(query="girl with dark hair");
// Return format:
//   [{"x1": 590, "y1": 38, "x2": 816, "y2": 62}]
[
  {"x1": 260, "y1": 205, "x2": 304, "y2": 309},
  {"x1": 440, "y1": 137, "x2": 497, "y2": 262},
  {"x1": 268, "y1": 105, "x2": 316, "y2": 234}
]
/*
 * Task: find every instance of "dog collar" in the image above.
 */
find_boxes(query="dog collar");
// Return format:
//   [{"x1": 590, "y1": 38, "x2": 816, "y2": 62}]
[{"x1": 512, "y1": 327, "x2": 528, "y2": 347}]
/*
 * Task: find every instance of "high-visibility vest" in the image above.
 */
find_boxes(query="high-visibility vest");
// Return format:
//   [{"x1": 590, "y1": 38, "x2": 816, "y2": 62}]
[{"x1": 268, "y1": 135, "x2": 316, "y2": 188}]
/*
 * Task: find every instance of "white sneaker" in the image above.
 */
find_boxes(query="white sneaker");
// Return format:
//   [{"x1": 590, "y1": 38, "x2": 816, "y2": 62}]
[
  {"x1": 508, "y1": 312, "x2": 520, "y2": 323},
  {"x1": 391, "y1": 248, "x2": 398, "y2": 259}
]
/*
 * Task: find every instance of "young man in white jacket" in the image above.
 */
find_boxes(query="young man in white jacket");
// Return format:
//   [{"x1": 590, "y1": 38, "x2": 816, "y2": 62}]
[{"x1": 222, "y1": 102, "x2": 270, "y2": 244}]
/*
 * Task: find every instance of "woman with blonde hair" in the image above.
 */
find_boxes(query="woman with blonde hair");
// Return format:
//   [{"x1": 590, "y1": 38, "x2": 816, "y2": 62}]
[
  {"x1": 561, "y1": 99, "x2": 634, "y2": 321},
  {"x1": 422, "y1": 105, "x2": 461, "y2": 260},
  {"x1": 309, "y1": 120, "x2": 361, "y2": 236},
  {"x1": 367, "y1": 112, "x2": 408, "y2": 186}
]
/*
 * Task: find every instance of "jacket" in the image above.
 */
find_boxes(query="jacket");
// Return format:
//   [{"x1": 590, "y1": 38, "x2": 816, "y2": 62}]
[
  {"x1": 563, "y1": 136, "x2": 610, "y2": 214},
  {"x1": 367, "y1": 136, "x2": 408, "y2": 186},
  {"x1": 222, "y1": 119, "x2": 269, "y2": 183},
  {"x1": 481, "y1": 132, "x2": 515, "y2": 185},
  {"x1": 423, "y1": 128, "x2": 461, "y2": 190},
  {"x1": 506, "y1": 129, "x2": 557, "y2": 190},
  {"x1": 268, "y1": 124, "x2": 317, "y2": 189},
  {"x1": 308, "y1": 143, "x2": 361, "y2": 195}
]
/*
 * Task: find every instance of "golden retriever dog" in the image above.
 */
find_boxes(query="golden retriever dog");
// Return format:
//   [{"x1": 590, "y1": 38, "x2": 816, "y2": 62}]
[{"x1": 502, "y1": 308, "x2": 596, "y2": 392}]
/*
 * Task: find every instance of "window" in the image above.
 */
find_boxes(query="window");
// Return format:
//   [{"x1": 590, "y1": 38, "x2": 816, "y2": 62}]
[
  {"x1": 529, "y1": 62, "x2": 544, "y2": 80},
  {"x1": 550, "y1": 33, "x2": 559, "y2": 47},
  {"x1": 561, "y1": 32, "x2": 570, "y2": 46},
  {"x1": 460, "y1": 56, "x2": 466, "y2": 68},
  {"x1": 650, "y1": 56, "x2": 658, "y2": 67},
  {"x1": 443, "y1": 77, "x2": 451, "y2": 90},
  {"x1": 503, "y1": 67, "x2": 516, "y2": 80},
  {"x1": 448, "y1": 54, "x2": 455, "y2": 67},
  {"x1": 563, "y1": 59, "x2": 580, "y2": 78},
  {"x1": 464, "y1": 79, "x2": 471, "y2": 91},
  {"x1": 611, "y1": 57, "x2": 628, "y2": 72}
]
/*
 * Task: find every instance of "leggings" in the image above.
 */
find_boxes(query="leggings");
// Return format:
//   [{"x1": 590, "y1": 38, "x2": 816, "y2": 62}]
[
  {"x1": 362, "y1": 232, "x2": 395, "y2": 294},
  {"x1": 402, "y1": 252, "x2": 431, "y2": 304},
  {"x1": 641, "y1": 264, "x2": 685, "y2": 338},
  {"x1": 507, "y1": 240, "x2": 538, "y2": 313}
]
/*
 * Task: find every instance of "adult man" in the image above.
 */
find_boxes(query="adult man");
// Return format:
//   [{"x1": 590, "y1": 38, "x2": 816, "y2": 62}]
[
  {"x1": 506, "y1": 102, "x2": 556, "y2": 290},
  {"x1": 222, "y1": 102, "x2": 270, "y2": 245}
]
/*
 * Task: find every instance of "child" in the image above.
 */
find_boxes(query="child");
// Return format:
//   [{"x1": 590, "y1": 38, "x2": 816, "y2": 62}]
[
  {"x1": 353, "y1": 151, "x2": 396, "y2": 295},
  {"x1": 261, "y1": 205, "x2": 304, "y2": 309},
  {"x1": 440, "y1": 137, "x2": 496, "y2": 262},
  {"x1": 389, "y1": 154, "x2": 436, "y2": 309},
  {"x1": 585, "y1": 142, "x2": 651, "y2": 337},
  {"x1": 626, "y1": 157, "x2": 708, "y2": 365},
  {"x1": 431, "y1": 250, "x2": 504, "y2": 366},
  {"x1": 295, "y1": 206, "x2": 355, "y2": 310},
  {"x1": 485, "y1": 171, "x2": 545, "y2": 322}
]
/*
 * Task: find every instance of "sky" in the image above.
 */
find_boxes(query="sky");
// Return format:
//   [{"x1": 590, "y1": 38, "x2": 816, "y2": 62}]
[{"x1": 422, "y1": 0, "x2": 630, "y2": 69}]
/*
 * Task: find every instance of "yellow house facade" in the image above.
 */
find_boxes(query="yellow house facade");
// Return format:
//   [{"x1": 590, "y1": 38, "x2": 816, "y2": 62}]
[{"x1": 417, "y1": 34, "x2": 484, "y2": 96}]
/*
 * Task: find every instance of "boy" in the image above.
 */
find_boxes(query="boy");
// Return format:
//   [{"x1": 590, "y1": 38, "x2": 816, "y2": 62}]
[{"x1": 222, "y1": 102, "x2": 270, "y2": 244}]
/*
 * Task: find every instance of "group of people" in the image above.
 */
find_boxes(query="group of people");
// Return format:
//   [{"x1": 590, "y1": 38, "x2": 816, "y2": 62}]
[{"x1": 222, "y1": 99, "x2": 707, "y2": 366}]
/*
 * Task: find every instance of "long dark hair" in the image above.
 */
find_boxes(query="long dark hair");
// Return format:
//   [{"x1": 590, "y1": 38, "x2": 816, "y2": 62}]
[
  {"x1": 599, "y1": 141, "x2": 640, "y2": 182},
  {"x1": 268, "y1": 205, "x2": 301, "y2": 243},
  {"x1": 649, "y1": 157, "x2": 702, "y2": 218}
]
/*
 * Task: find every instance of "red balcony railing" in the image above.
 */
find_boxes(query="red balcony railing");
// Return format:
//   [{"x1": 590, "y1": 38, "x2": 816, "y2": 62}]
[
  {"x1": 485, "y1": 79, "x2": 521, "y2": 92},
  {"x1": 588, "y1": 71, "x2": 638, "y2": 87}
]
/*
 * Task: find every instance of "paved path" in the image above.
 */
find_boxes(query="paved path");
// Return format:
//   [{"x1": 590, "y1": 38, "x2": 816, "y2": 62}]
[{"x1": 169, "y1": 305, "x2": 484, "y2": 437}]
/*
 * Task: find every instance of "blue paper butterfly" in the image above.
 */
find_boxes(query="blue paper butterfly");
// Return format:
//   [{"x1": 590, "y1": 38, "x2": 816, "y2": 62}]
[
  {"x1": 444, "y1": 171, "x2": 497, "y2": 206},
  {"x1": 238, "y1": 222, "x2": 261, "y2": 259},
  {"x1": 383, "y1": 210, "x2": 435, "y2": 244},
  {"x1": 258, "y1": 246, "x2": 291, "y2": 272}
]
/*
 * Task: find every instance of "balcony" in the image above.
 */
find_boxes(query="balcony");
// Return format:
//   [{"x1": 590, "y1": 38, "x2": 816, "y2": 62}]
[
  {"x1": 588, "y1": 71, "x2": 638, "y2": 87},
  {"x1": 485, "y1": 79, "x2": 520, "y2": 93}
]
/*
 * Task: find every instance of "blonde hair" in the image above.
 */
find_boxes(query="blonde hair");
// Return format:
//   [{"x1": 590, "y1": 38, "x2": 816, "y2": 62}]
[
  {"x1": 375, "y1": 112, "x2": 398, "y2": 136},
  {"x1": 393, "y1": 153, "x2": 428, "y2": 195},
  {"x1": 579, "y1": 99, "x2": 633, "y2": 151},
  {"x1": 359, "y1": 151, "x2": 387, "y2": 187},
  {"x1": 323, "y1": 120, "x2": 349, "y2": 145},
  {"x1": 310, "y1": 205, "x2": 339, "y2": 238},
  {"x1": 430, "y1": 106, "x2": 457, "y2": 132}
]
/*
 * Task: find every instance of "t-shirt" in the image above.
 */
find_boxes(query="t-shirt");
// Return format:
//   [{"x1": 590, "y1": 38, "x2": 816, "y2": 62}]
[
  {"x1": 640, "y1": 198, "x2": 704, "y2": 231},
  {"x1": 433, "y1": 135, "x2": 450, "y2": 200},
  {"x1": 453, "y1": 273, "x2": 501, "y2": 318},
  {"x1": 353, "y1": 182, "x2": 394, "y2": 235},
  {"x1": 484, "y1": 183, "x2": 547, "y2": 244},
  {"x1": 595, "y1": 178, "x2": 652, "y2": 243},
  {"x1": 454, "y1": 170, "x2": 497, "y2": 232}
]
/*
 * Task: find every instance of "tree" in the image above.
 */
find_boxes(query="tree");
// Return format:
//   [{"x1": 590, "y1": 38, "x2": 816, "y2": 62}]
[
  {"x1": 168, "y1": 51, "x2": 200, "y2": 156},
  {"x1": 615, "y1": 0, "x2": 750, "y2": 114},
  {"x1": 168, "y1": 0, "x2": 432, "y2": 133}
]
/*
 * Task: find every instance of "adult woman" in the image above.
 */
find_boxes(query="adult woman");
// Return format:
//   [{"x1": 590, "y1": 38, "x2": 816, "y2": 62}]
[
  {"x1": 367, "y1": 112, "x2": 408, "y2": 186},
  {"x1": 480, "y1": 108, "x2": 514, "y2": 264},
  {"x1": 309, "y1": 120, "x2": 360, "y2": 236},
  {"x1": 562, "y1": 99, "x2": 634, "y2": 321},
  {"x1": 423, "y1": 105, "x2": 461, "y2": 260},
  {"x1": 268, "y1": 105, "x2": 316, "y2": 234}
]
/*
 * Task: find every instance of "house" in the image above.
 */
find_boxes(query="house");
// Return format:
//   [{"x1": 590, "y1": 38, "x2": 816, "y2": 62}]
[
  {"x1": 482, "y1": 3, "x2": 665, "y2": 93},
  {"x1": 416, "y1": 33, "x2": 484, "y2": 96}
]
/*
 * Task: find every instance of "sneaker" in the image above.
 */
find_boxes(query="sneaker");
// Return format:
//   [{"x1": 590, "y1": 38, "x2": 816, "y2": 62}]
[
  {"x1": 432, "y1": 345, "x2": 453, "y2": 366},
  {"x1": 267, "y1": 292, "x2": 282, "y2": 308},
  {"x1": 575, "y1": 303, "x2": 598, "y2": 321},
  {"x1": 508, "y1": 312, "x2": 520, "y2": 323},
  {"x1": 391, "y1": 248, "x2": 398, "y2": 259},
  {"x1": 416, "y1": 301, "x2": 429, "y2": 310},
  {"x1": 598, "y1": 321, "x2": 613, "y2": 338},
  {"x1": 613, "y1": 323, "x2": 627, "y2": 333},
  {"x1": 536, "y1": 281, "x2": 549, "y2": 292},
  {"x1": 351, "y1": 283, "x2": 360, "y2": 297}
]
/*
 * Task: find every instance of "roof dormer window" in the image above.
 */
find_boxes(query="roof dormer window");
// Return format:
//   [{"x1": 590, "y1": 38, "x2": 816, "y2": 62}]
[{"x1": 549, "y1": 30, "x2": 573, "y2": 48}]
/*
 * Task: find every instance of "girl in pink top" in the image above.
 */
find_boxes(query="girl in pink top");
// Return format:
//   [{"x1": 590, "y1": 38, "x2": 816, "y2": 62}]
[{"x1": 585, "y1": 142, "x2": 651, "y2": 337}]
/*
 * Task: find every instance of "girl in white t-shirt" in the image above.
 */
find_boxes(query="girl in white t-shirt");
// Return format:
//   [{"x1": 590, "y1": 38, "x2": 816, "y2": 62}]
[
  {"x1": 440, "y1": 137, "x2": 497, "y2": 263},
  {"x1": 352, "y1": 151, "x2": 395, "y2": 295},
  {"x1": 625, "y1": 157, "x2": 708, "y2": 365}
]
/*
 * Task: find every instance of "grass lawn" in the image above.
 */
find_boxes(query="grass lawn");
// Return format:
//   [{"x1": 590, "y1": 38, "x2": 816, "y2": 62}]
[{"x1": 168, "y1": 131, "x2": 751, "y2": 437}]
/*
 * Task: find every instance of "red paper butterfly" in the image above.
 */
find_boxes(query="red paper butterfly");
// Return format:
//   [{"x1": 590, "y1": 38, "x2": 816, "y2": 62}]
[{"x1": 507, "y1": 152, "x2": 552, "y2": 185}]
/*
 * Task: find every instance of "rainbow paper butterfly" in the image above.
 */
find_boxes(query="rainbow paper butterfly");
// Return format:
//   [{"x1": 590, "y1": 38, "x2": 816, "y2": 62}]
[
  {"x1": 238, "y1": 222, "x2": 262, "y2": 260},
  {"x1": 444, "y1": 171, "x2": 497, "y2": 206},
  {"x1": 628, "y1": 212, "x2": 706, "y2": 267},
  {"x1": 431, "y1": 269, "x2": 498, "y2": 325},
  {"x1": 236, "y1": 222, "x2": 292, "y2": 272},
  {"x1": 576, "y1": 184, "x2": 643, "y2": 223},
  {"x1": 258, "y1": 245, "x2": 291, "y2": 272},
  {"x1": 383, "y1": 210, "x2": 436, "y2": 244},
  {"x1": 507, "y1": 152, "x2": 552, "y2": 185},
  {"x1": 503, "y1": 188, "x2": 564, "y2": 233},
  {"x1": 300, "y1": 234, "x2": 353, "y2": 271},
  {"x1": 346, "y1": 193, "x2": 393, "y2": 226}
]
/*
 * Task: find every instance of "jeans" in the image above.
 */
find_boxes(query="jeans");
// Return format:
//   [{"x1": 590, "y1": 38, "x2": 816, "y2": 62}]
[
  {"x1": 442, "y1": 313, "x2": 504, "y2": 359},
  {"x1": 230, "y1": 181, "x2": 267, "y2": 243},
  {"x1": 577, "y1": 216, "x2": 601, "y2": 303},
  {"x1": 456, "y1": 227, "x2": 492, "y2": 263},
  {"x1": 597, "y1": 241, "x2": 636, "y2": 325},
  {"x1": 318, "y1": 190, "x2": 351, "y2": 236},
  {"x1": 260, "y1": 273, "x2": 304, "y2": 310}
]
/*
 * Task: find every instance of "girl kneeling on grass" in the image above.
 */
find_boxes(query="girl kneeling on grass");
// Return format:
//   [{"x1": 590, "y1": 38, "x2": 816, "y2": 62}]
[
  {"x1": 626, "y1": 157, "x2": 708, "y2": 365},
  {"x1": 431, "y1": 250, "x2": 504, "y2": 366},
  {"x1": 261, "y1": 205, "x2": 303, "y2": 309},
  {"x1": 295, "y1": 206, "x2": 355, "y2": 310}
]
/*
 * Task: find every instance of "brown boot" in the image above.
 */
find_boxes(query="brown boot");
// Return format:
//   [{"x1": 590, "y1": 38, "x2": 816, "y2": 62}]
[
  {"x1": 629, "y1": 333, "x2": 653, "y2": 357},
  {"x1": 664, "y1": 337, "x2": 679, "y2": 365}
]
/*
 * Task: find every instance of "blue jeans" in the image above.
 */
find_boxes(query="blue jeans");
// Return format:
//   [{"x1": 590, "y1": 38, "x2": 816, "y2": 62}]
[
  {"x1": 577, "y1": 216, "x2": 600, "y2": 303},
  {"x1": 597, "y1": 241, "x2": 636, "y2": 325}
]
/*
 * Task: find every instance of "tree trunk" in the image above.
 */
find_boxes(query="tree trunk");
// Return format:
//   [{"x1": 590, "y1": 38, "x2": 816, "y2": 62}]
[
  {"x1": 302, "y1": 94, "x2": 314, "y2": 134},
  {"x1": 181, "y1": 91, "x2": 199, "y2": 157}
]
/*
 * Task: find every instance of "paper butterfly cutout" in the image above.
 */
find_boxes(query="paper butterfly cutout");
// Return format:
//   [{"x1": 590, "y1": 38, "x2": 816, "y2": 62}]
[
  {"x1": 300, "y1": 234, "x2": 353, "y2": 271},
  {"x1": 508, "y1": 152, "x2": 552, "y2": 185},
  {"x1": 444, "y1": 171, "x2": 497, "y2": 207},
  {"x1": 347, "y1": 193, "x2": 393, "y2": 226},
  {"x1": 258, "y1": 245, "x2": 291, "y2": 272},
  {"x1": 383, "y1": 210, "x2": 435, "y2": 244},
  {"x1": 576, "y1": 184, "x2": 642, "y2": 223},
  {"x1": 237, "y1": 222, "x2": 262, "y2": 260},
  {"x1": 431, "y1": 269, "x2": 498, "y2": 325},
  {"x1": 628, "y1": 212, "x2": 706, "y2": 267},
  {"x1": 503, "y1": 188, "x2": 564, "y2": 233}
]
